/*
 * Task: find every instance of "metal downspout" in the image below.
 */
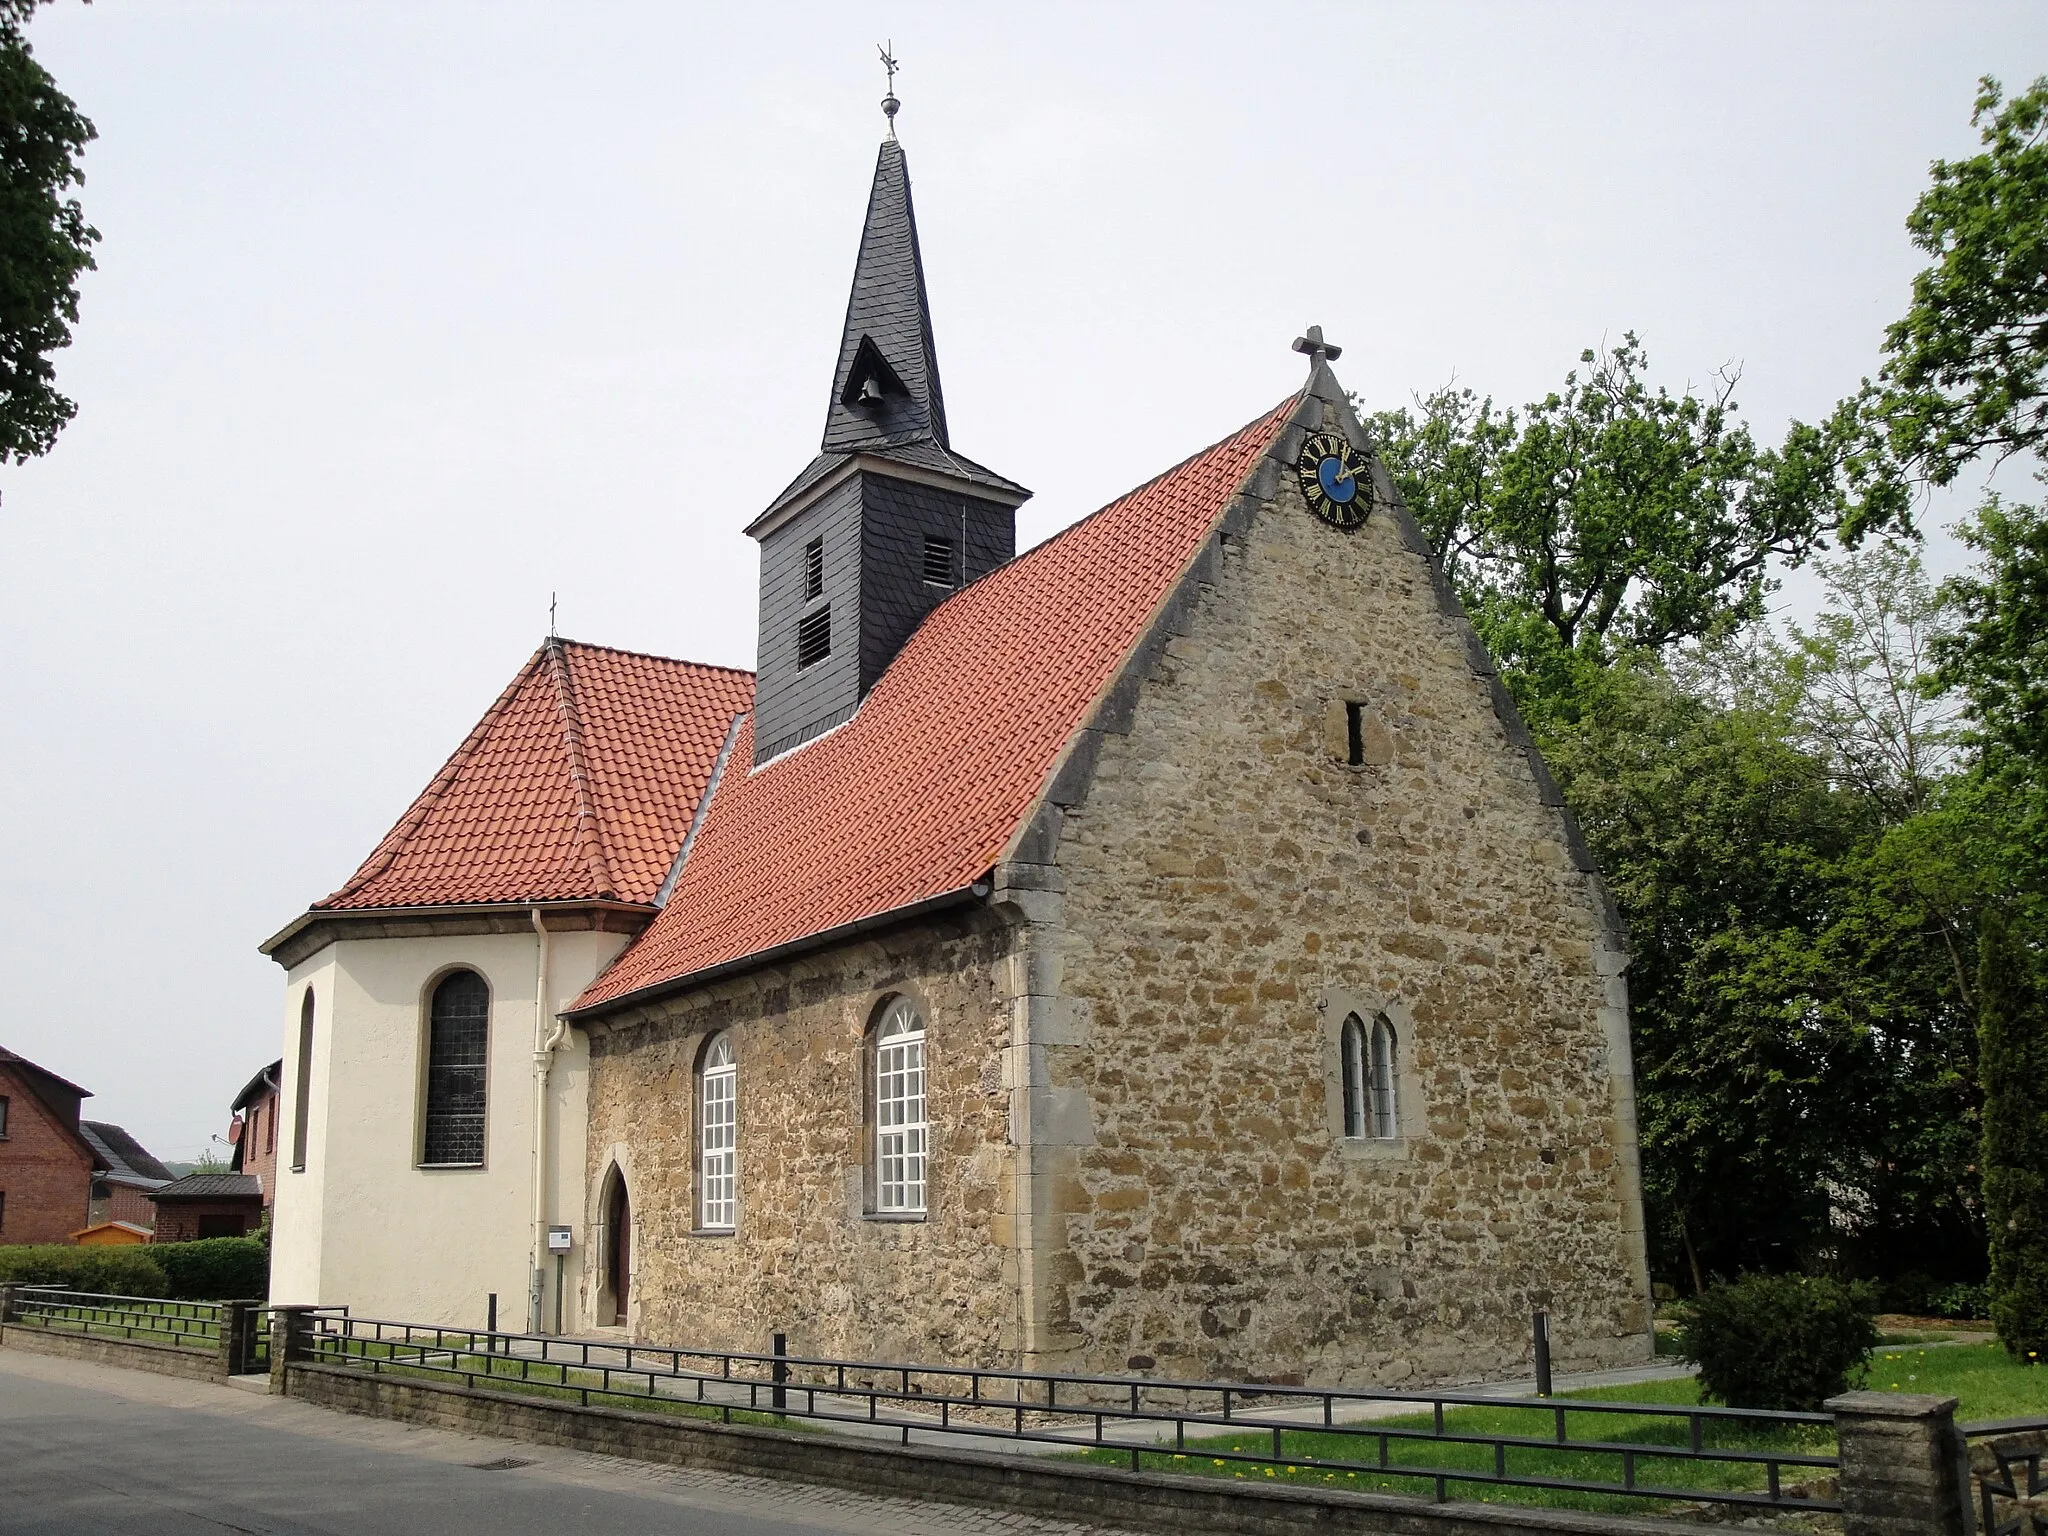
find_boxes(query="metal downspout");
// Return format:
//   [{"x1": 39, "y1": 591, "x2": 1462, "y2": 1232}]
[{"x1": 528, "y1": 906, "x2": 561, "y2": 1333}]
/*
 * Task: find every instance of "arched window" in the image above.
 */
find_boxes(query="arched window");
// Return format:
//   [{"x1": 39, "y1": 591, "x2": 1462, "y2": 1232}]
[
  {"x1": 1369, "y1": 1015, "x2": 1399, "y2": 1140},
  {"x1": 698, "y1": 1033, "x2": 737, "y2": 1230},
  {"x1": 874, "y1": 997, "x2": 927, "y2": 1214},
  {"x1": 290, "y1": 988, "x2": 315, "y2": 1172},
  {"x1": 421, "y1": 970, "x2": 490, "y2": 1166},
  {"x1": 1340, "y1": 1013, "x2": 1368, "y2": 1139}
]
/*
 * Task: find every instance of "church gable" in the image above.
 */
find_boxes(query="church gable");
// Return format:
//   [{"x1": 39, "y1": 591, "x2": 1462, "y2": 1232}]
[{"x1": 995, "y1": 364, "x2": 1648, "y2": 1379}]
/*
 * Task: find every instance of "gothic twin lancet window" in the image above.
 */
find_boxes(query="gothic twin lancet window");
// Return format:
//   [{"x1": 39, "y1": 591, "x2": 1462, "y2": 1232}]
[
  {"x1": 698, "y1": 1033, "x2": 737, "y2": 1230},
  {"x1": 1341, "y1": 1012, "x2": 1399, "y2": 1141}
]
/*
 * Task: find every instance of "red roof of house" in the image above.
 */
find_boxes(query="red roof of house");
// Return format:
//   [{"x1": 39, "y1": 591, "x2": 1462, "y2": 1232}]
[
  {"x1": 319, "y1": 641, "x2": 752, "y2": 911},
  {"x1": 573, "y1": 396, "x2": 1297, "y2": 1011}
]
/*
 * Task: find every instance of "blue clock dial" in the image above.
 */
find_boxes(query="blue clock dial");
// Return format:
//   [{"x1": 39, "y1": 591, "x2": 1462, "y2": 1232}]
[
  {"x1": 1317, "y1": 455, "x2": 1359, "y2": 504},
  {"x1": 1295, "y1": 432, "x2": 1373, "y2": 530}
]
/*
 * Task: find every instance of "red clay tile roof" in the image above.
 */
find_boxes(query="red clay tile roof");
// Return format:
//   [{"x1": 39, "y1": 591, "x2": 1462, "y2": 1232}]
[
  {"x1": 319, "y1": 641, "x2": 752, "y2": 911},
  {"x1": 573, "y1": 396, "x2": 1298, "y2": 1012}
]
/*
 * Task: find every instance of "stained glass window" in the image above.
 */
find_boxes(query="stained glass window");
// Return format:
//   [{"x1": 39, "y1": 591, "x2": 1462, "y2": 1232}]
[{"x1": 422, "y1": 970, "x2": 489, "y2": 1165}]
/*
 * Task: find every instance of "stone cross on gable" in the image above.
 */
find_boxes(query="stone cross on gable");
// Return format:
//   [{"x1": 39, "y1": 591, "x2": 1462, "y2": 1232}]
[{"x1": 1292, "y1": 325, "x2": 1343, "y2": 362}]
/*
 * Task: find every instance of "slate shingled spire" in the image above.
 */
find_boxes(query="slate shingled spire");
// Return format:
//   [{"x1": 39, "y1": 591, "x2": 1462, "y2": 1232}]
[
  {"x1": 745, "y1": 131, "x2": 1030, "y2": 767},
  {"x1": 823, "y1": 139, "x2": 947, "y2": 453}
]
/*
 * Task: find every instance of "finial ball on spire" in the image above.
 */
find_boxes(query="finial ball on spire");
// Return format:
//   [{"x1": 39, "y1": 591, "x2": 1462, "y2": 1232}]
[{"x1": 878, "y1": 42, "x2": 900, "y2": 138}]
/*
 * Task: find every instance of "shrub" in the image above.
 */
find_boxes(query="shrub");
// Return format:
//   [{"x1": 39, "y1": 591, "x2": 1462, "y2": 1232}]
[
  {"x1": 0, "y1": 1244, "x2": 168, "y2": 1297},
  {"x1": 1676, "y1": 1273, "x2": 1879, "y2": 1410},
  {"x1": 148, "y1": 1238, "x2": 269, "y2": 1301}
]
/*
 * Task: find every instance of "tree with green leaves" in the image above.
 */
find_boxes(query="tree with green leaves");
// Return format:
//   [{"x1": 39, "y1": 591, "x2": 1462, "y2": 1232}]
[
  {"x1": 1978, "y1": 908, "x2": 2048, "y2": 1358},
  {"x1": 1881, "y1": 76, "x2": 2048, "y2": 486},
  {"x1": 1370, "y1": 335, "x2": 1894, "y2": 733},
  {"x1": 0, "y1": 0, "x2": 95, "y2": 464}
]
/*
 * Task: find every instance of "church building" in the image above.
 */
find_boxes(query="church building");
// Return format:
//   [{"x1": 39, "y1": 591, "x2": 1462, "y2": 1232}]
[{"x1": 263, "y1": 119, "x2": 1653, "y2": 1386}]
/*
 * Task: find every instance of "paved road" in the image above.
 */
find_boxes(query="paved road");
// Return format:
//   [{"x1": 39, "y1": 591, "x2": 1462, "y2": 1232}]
[{"x1": 0, "y1": 1349, "x2": 1135, "y2": 1536}]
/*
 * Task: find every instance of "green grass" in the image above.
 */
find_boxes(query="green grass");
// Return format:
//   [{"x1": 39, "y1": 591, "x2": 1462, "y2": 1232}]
[
  {"x1": 1868, "y1": 1342, "x2": 2048, "y2": 1423},
  {"x1": 1066, "y1": 1380, "x2": 1834, "y2": 1516},
  {"x1": 1067, "y1": 1346, "x2": 2048, "y2": 1514},
  {"x1": 16, "y1": 1304, "x2": 219, "y2": 1352}
]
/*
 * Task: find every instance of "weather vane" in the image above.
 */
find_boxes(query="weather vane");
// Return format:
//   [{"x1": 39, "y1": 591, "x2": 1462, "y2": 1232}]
[{"x1": 879, "y1": 42, "x2": 900, "y2": 138}]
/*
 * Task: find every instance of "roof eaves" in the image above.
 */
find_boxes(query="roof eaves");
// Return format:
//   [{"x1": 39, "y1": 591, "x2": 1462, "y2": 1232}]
[{"x1": 569, "y1": 881, "x2": 988, "y2": 1022}]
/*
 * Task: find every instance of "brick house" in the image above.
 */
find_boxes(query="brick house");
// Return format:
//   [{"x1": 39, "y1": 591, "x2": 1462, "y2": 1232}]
[
  {"x1": 266, "y1": 125, "x2": 1652, "y2": 1385},
  {"x1": 82, "y1": 1120, "x2": 174, "y2": 1231},
  {"x1": 228, "y1": 1060, "x2": 282, "y2": 1208},
  {"x1": 0, "y1": 1045, "x2": 105, "y2": 1244},
  {"x1": 149, "y1": 1174, "x2": 265, "y2": 1241}
]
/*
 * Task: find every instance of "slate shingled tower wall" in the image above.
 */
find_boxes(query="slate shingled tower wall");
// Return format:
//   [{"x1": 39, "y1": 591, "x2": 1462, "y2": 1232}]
[{"x1": 747, "y1": 138, "x2": 1028, "y2": 764}]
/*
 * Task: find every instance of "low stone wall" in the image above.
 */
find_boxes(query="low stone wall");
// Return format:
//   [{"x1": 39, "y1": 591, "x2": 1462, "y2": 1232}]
[
  {"x1": 287, "y1": 1363, "x2": 1690, "y2": 1536},
  {"x1": 0, "y1": 1321, "x2": 226, "y2": 1383}
]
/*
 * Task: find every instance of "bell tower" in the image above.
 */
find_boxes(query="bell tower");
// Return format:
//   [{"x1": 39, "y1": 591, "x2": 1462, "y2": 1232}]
[{"x1": 745, "y1": 127, "x2": 1030, "y2": 766}]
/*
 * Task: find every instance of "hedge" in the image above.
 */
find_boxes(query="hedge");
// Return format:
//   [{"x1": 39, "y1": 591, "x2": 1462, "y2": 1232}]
[
  {"x1": 0, "y1": 1244, "x2": 168, "y2": 1297},
  {"x1": 0, "y1": 1237, "x2": 267, "y2": 1302}
]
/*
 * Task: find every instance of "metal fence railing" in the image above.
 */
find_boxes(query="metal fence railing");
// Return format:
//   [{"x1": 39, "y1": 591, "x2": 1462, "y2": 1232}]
[
  {"x1": 11, "y1": 1288, "x2": 223, "y2": 1352},
  {"x1": 1962, "y1": 1415, "x2": 2048, "y2": 1533},
  {"x1": 297, "y1": 1313, "x2": 1840, "y2": 1514}
]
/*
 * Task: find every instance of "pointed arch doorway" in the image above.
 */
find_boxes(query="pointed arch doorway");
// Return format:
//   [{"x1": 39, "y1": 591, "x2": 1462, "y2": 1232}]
[{"x1": 602, "y1": 1168, "x2": 631, "y2": 1327}]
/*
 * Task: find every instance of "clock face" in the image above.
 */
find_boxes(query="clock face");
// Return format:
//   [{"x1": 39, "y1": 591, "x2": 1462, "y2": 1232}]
[{"x1": 1296, "y1": 432, "x2": 1374, "y2": 530}]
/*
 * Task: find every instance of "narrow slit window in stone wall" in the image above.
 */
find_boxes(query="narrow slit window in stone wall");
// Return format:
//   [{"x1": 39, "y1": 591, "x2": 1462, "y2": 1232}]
[
  {"x1": 1369, "y1": 1015, "x2": 1399, "y2": 1139},
  {"x1": 875, "y1": 998, "x2": 927, "y2": 1213},
  {"x1": 421, "y1": 970, "x2": 490, "y2": 1166},
  {"x1": 699, "y1": 1033, "x2": 737, "y2": 1229},
  {"x1": 1346, "y1": 702, "x2": 1366, "y2": 766}
]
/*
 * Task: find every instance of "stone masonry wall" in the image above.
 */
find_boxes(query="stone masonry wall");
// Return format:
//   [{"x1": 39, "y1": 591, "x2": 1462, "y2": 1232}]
[
  {"x1": 1023, "y1": 399, "x2": 1652, "y2": 1386},
  {"x1": 583, "y1": 909, "x2": 1023, "y2": 1364}
]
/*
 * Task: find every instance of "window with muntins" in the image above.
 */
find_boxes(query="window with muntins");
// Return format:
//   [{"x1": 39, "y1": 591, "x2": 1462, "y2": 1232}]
[
  {"x1": 797, "y1": 605, "x2": 831, "y2": 669},
  {"x1": 1340, "y1": 1014, "x2": 1367, "y2": 1138},
  {"x1": 422, "y1": 970, "x2": 490, "y2": 1165},
  {"x1": 290, "y1": 989, "x2": 315, "y2": 1172},
  {"x1": 922, "y1": 533, "x2": 955, "y2": 587},
  {"x1": 875, "y1": 998, "x2": 927, "y2": 1213},
  {"x1": 699, "y1": 1033, "x2": 736, "y2": 1229},
  {"x1": 803, "y1": 535, "x2": 824, "y2": 600},
  {"x1": 1369, "y1": 1016, "x2": 1399, "y2": 1139}
]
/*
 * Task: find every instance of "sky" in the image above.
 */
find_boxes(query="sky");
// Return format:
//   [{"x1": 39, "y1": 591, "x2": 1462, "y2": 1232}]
[{"x1": 0, "y1": 1, "x2": 2042, "y2": 1161}]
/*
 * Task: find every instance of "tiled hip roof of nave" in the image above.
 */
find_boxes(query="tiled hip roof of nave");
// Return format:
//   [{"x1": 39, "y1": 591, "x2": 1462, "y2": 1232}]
[{"x1": 572, "y1": 395, "x2": 1300, "y2": 1013}]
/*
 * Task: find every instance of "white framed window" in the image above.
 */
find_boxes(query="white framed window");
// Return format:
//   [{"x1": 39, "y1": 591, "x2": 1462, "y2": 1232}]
[
  {"x1": 1340, "y1": 1013, "x2": 1368, "y2": 1138},
  {"x1": 699, "y1": 1033, "x2": 736, "y2": 1230},
  {"x1": 874, "y1": 998, "x2": 927, "y2": 1213},
  {"x1": 1369, "y1": 1015, "x2": 1399, "y2": 1140}
]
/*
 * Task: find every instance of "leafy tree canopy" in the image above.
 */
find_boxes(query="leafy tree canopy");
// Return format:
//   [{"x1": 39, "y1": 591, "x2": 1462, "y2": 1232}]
[
  {"x1": 1881, "y1": 76, "x2": 2048, "y2": 485},
  {"x1": 0, "y1": 0, "x2": 94, "y2": 463},
  {"x1": 1370, "y1": 337, "x2": 1902, "y2": 731}
]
